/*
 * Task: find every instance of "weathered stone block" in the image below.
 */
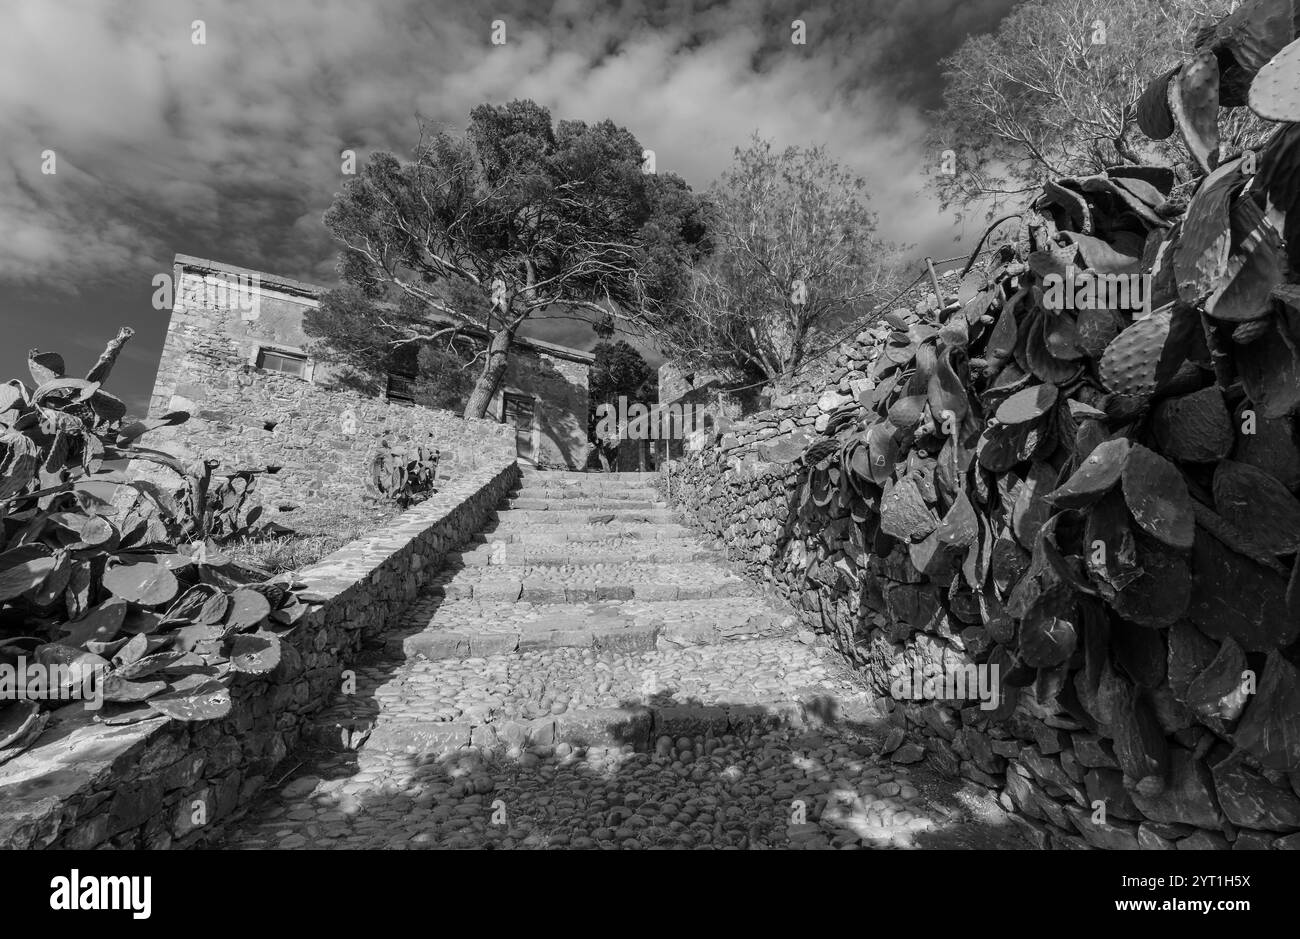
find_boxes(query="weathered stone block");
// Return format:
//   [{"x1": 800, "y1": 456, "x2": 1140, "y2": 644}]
[
  {"x1": 404, "y1": 632, "x2": 470, "y2": 660},
  {"x1": 1211, "y1": 756, "x2": 1300, "y2": 832},
  {"x1": 555, "y1": 708, "x2": 651, "y2": 749},
  {"x1": 1072, "y1": 733, "x2": 1120, "y2": 769},
  {"x1": 1130, "y1": 750, "x2": 1224, "y2": 830},
  {"x1": 108, "y1": 778, "x2": 165, "y2": 836},
  {"x1": 1065, "y1": 804, "x2": 1139, "y2": 849},
  {"x1": 364, "y1": 721, "x2": 471, "y2": 754},
  {"x1": 469, "y1": 633, "x2": 519, "y2": 656},
  {"x1": 1176, "y1": 830, "x2": 1231, "y2": 850},
  {"x1": 1232, "y1": 830, "x2": 1275, "y2": 850}
]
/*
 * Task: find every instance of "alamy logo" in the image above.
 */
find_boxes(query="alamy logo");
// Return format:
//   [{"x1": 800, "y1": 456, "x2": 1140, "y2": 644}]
[
  {"x1": 49, "y1": 870, "x2": 151, "y2": 919},
  {"x1": 188, "y1": 271, "x2": 261, "y2": 317},
  {"x1": 890, "y1": 662, "x2": 1001, "y2": 711},
  {"x1": 0, "y1": 656, "x2": 105, "y2": 710},
  {"x1": 1041, "y1": 264, "x2": 1152, "y2": 315},
  {"x1": 594, "y1": 396, "x2": 708, "y2": 441}
]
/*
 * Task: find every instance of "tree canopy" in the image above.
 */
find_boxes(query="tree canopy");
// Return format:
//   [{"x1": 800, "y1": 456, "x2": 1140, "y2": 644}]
[
  {"x1": 589, "y1": 340, "x2": 653, "y2": 409},
  {"x1": 926, "y1": 0, "x2": 1272, "y2": 221},
  {"x1": 652, "y1": 135, "x2": 901, "y2": 387},
  {"x1": 305, "y1": 99, "x2": 710, "y2": 418}
]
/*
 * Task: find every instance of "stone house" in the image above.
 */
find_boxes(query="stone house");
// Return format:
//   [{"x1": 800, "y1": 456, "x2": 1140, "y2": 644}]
[{"x1": 142, "y1": 254, "x2": 593, "y2": 507}]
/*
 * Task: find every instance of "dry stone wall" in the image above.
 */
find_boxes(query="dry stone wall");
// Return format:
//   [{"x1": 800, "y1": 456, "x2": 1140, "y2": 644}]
[
  {"x1": 0, "y1": 460, "x2": 519, "y2": 850},
  {"x1": 664, "y1": 366, "x2": 1300, "y2": 851}
]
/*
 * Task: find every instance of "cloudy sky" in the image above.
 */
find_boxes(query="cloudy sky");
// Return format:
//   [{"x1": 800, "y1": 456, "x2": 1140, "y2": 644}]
[{"x1": 0, "y1": 0, "x2": 1019, "y2": 415}]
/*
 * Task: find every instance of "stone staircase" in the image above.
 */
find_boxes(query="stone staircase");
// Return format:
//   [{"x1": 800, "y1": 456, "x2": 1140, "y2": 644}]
[
  {"x1": 307, "y1": 468, "x2": 866, "y2": 754},
  {"x1": 213, "y1": 470, "x2": 1028, "y2": 850}
]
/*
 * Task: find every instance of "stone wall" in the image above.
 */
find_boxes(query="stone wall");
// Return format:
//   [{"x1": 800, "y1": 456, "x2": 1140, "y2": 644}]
[
  {"x1": 662, "y1": 329, "x2": 1300, "y2": 852},
  {"x1": 144, "y1": 257, "x2": 518, "y2": 508},
  {"x1": 0, "y1": 460, "x2": 519, "y2": 850}
]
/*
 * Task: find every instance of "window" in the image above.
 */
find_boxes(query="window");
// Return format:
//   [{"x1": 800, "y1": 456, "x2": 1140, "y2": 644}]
[
  {"x1": 386, "y1": 373, "x2": 416, "y2": 404},
  {"x1": 256, "y1": 348, "x2": 308, "y2": 379}
]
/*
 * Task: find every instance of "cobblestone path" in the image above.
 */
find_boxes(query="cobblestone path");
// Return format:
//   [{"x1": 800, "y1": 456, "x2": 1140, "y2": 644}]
[{"x1": 215, "y1": 470, "x2": 1027, "y2": 850}]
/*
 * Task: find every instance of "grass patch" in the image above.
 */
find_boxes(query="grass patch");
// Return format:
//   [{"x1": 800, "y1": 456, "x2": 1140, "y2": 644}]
[{"x1": 222, "y1": 501, "x2": 406, "y2": 574}]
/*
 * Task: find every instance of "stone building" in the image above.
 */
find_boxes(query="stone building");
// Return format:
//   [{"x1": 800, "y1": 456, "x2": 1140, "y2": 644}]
[{"x1": 142, "y1": 254, "x2": 593, "y2": 508}]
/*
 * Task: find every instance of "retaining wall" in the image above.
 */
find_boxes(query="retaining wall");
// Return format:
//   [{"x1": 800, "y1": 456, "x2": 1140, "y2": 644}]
[
  {"x1": 662, "y1": 339, "x2": 1300, "y2": 852},
  {"x1": 0, "y1": 459, "x2": 519, "y2": 850}
]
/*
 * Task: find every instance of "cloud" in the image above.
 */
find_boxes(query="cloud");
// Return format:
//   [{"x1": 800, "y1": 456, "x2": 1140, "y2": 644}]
[{"x1": 0, "y1": 0, "x2": 1019, "y2": 385}]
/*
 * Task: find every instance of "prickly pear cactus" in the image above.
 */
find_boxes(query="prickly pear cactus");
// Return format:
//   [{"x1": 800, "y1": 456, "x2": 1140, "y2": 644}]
[
  {"x1": 772, "y1": 0, "x2": 1300, "y2": 836},
  {"x1": 370, "y1": 440, "x2": 439, "y2": 508},
  {"x1": 1250, "y1": 36, "x2": 1300, "y2": 121},
  {"x1": 0, "y1": 329, "x2": 321, "y2": 761},
  {"x1": 1098, "y1": 305, "x2": 1174, "y2": 398}
]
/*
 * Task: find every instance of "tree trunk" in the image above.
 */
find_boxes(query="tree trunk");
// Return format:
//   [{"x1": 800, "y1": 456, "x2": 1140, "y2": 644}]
[
  {"x1": 463, "y1": 325, "x2": 515, "y2": 420},
  {"x1": 1114, "y1": 129, "x2": 1143, "y2": 166}
]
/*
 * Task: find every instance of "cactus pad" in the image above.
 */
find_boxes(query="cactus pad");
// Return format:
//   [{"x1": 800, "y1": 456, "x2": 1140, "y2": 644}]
[
  {"x1": 1121, "y1": 444, "x2": 1195, "y2": 549},
  {"x1": 1151, "y1": 385, "x2": 1233, "y2": 462},
  {"x1": 1189, "y1": 529, "x2": 1300, "y2": 651},
  {"x1": 1250, "y1": 36, "x2": 1300, "y2": 121},
  {"x1": 1046, "y1": 437, "x2": 1130, "y2": 508},
  {"x1": 1235, "y1": 313, "x2": 1300, "y2": 418},
  {"x1": 1171, "y1": 50, "x2": 1222, "y2": 174},
  {"x1": 145, "y1": 677, "x2": 232, "y2": 721},
  {"x1": 1233, "y1": 651, "x2": 1300, "y2": 771},
  {"x1": 995, "y1": 382, "x2": 1058, "y2": 426},
  {"x1": 1212, "y1": 459, "x2": 1300, "y2": 554},
  {"x1": 1099, "y1": 305, "x2": 1174, "y2": 398},
  {"x1": 1138, "y1": 66, "x2": 1179, "y2": 139},
  {"x1": 1110, "y1": 531, "x2": 1192, "y2": 628},
  {"x1": 1231, "y1": 407, "x2": 1300, "y2": 490}
]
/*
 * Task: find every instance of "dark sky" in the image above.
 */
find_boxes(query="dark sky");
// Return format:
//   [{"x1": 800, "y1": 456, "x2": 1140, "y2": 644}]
[{"x1": 0, "y1": 0, "x2": 1019, "y2": 415}]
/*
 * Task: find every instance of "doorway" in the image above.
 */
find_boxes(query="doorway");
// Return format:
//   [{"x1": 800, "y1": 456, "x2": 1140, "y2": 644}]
[{"x1": 502, "y1": 393, "x2": 536, "y2": 463}]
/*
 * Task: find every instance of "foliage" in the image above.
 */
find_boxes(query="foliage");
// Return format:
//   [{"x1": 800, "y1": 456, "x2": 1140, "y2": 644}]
[
  {"x1": 306, "y1": 99, "x2": 711, "y2": 420},
  {"x1": 220, "y1": 498, "x2": 404, "y2": 574},
  {"x1": 370, "y1": 439, "x2": 439, "y2": 508},
  {"x1": 587, "y1": 340, "x2": 654, "y2": 471},
  {"x1": 0, "y1": 330, "x2": 319, "y2": 764},
  {"x1": 306, "y1": 287, "x2": 477, "y2": 413},
  {"x1": 406, "y1": 342, "x2": 477, "y2": 412},
  {"x1": 927, "y1": 0, "x2": 1274, "y2": 220},
  {"x1": 590, "y1": 340, "x2": 653, "y2": 406},
  {"x1": 176, "y1": 461, "x2": 271, "y2": 543},
  {"x1": 657, "y1": 136, "x2": 902, "y2": 385},
  {"x1": 789, "y1": 7, "x2": 1300, "y2": 776}
]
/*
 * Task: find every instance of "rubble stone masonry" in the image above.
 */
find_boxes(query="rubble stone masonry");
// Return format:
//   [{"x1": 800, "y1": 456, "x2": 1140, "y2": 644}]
[{"x1": 661, "y1": 328, "x2": 1300, "y2": 852}]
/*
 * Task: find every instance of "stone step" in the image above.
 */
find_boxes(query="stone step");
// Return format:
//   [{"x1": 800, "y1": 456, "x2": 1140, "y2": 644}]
[
  {"x1": 520, "y1": 465, "x2": 655, "y2": 476},
  {"x1": 451, "y1": 540, "x2": 717, "y2": 567},
  {"x1": 354, "y1": 701, "x2": 816, "y2": 755},
  {"x1": 430, "y1": 561, "x2": 755, "y2": 603},
  {"x1": 393, "y1": 597, "x2": 793, "y2": 660},
  {"x1": 503, "y1": 497, "x2": 667, "y2": 511},
  {"x1": 475, "y1": 524, "x2": 697, "y2": 544},
  {"x1": 307, "y1": 637, "x2": 876, "y2": 756},
  {"x1": 517, "y1": 474, "x2": 661, "y2": 487},
  {"x1": 494, "y1": 508, "x2": 679, "y2": 525},
  {"x1": 515, "y1": 486, "x2": 663, "y2": 502}
]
